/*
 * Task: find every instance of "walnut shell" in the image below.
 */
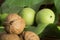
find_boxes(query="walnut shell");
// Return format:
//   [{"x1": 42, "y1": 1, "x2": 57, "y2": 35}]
[
  {"x1": 0, "y1": 34, "x2": 20, "y2": 40},
  {"x1": 4, "y1": 14, "x2": 25, "y2": 34},
  {"x1": 6, "y1": 14, "x2": 21, "y2": 22},
  {"x1": 23, "y1": 31, "x2": 40, "y2": 40}
]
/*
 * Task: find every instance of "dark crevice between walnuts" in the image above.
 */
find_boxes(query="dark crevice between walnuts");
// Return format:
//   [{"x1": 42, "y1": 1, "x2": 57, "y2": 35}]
[{"x1": 19, "y1": 32, "x2": 25, "y2": 40}]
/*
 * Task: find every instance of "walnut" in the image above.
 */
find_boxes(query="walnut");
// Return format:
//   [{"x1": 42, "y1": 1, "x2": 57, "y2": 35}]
[
  {"x1": 0, "y1": 34, "x2": 20, "y2": 40},
  {"x1": 4, "y1": 14, "x2": 25, "y2": 34},
  {"x1": 22, "y1": 31, "x2": 40, "y2": 40}
]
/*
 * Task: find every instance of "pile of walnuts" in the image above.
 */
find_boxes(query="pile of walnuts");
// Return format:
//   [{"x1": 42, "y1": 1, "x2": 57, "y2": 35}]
[{"x1": 0, "y1": 14, "x2": 40, "y2": 40}]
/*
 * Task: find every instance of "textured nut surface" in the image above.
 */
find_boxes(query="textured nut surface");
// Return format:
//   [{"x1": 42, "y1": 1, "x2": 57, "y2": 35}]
[
  {"x1": 23, "y1": 31, "x2": 40, "y2": 40},
  {"x1": 0, "y1": 34, "x2": 20, "y2": 40},
  {"x1": 6, "y1": 14, "x2": 21, "y2": 22},
  {"x1": 4, "y1": 14, "x2": 25, "y2": 34}
]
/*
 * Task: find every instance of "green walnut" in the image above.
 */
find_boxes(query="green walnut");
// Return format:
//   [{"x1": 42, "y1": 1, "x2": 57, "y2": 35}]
[
  {"x1": 36, "y1": 8, "x2": 55, "y2": 24},
  {"x1": 20, "y1": 8, "x2": 35, "y2": 26}
]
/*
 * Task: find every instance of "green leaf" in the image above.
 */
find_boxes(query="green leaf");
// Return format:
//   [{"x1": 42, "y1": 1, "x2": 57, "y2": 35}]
[
  {"x1": 1, "y1": 0, "x2": 44, "y2": 13},
  {"x1": 0, "y1": 7, "x2": 2, "y2": 14},
  {"x1": 25, "y1": 23, "x2": 48, "y2": 35},
  {"x1": 42, "y1": 0, "x2": 54, "y2": 4},
  {"x1": 39, "y1": 24, "x2": 59, "y2": 38},
  {"x1": 0, "y1": 26, "x2": 4, "y2": 32},
  {"x1": 57, "y1": 26, "x2": 60, "y2": 30},
  {"x1": 54, "y1": 0, "x2": 60, "y2": 14}
]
